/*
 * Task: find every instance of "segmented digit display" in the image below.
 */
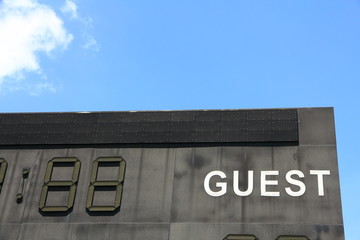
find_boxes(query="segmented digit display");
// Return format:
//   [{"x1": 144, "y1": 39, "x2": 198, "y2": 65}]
[
  {"x1": 223, "y1": 235, "x2": 309, "y2": 240},
  {"x1": 276, "y1": 236, "x2": 309, "y2": 240},
  {"x1": 86, "y1": 157, "x2": 126, "y2": 212},
  {"x1": 0, "y1": 158, "x2": 8, "y2": 194},
  {"x1": 224, "y1": 235, "x2": 258, "y2": 240},
  {"x1": 39, "y1": 157, "x2": 81, "y2": 212}
]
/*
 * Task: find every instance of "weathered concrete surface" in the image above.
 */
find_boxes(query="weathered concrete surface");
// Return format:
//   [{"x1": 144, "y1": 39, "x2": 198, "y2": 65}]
[{"x1": 0, "y1": 108, "x2": 344, "y2": 239}]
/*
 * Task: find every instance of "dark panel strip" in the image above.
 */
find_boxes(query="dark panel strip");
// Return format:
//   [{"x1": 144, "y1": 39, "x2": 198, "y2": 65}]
[{"x1": 0, "y1": 109, "x2": 298, "y2": 145}]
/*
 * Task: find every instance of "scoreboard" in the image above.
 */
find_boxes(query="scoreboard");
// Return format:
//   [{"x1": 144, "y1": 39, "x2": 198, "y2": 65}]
[{"x1": 0, "y1": 108, "x2": 344, "y2": 240}]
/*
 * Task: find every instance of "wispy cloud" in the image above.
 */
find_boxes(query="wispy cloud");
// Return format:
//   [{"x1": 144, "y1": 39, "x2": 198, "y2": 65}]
[
  {"x1": 60, "y1": 0, "x2": 99, "y2": 53},
  {"x1": 61, "y1": 0, "x2": 78, "y2": 19},
  {"x1": 83, "y1": 35, "x2": 100, "y2": 52},
  {"x1": 0, "y1": 0, "x2": 72, "y2": 94},
  {"x1": 0, "y1": 74, "x2": 60, "y2": 96},
  {"x1": 29, "y1": 82, "x2": 57, "y2": 96}
]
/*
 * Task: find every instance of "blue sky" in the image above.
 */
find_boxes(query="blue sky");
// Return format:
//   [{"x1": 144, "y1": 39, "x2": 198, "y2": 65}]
[{"x1": 0, "y1": 0, "x2": 359, "y2": 238}]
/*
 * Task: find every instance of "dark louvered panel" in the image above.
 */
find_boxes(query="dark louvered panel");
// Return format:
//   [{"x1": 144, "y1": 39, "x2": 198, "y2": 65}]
[{"x1": 0, "y1": 109, "x2": 298, "y2": 145}]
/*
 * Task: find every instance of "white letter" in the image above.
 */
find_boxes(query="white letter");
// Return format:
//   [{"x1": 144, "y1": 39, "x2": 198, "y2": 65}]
[
  {"x1": 233, "y1": 170, "x2": 254, "y2": 196},
  {"x1": 285, "y1": 170, "x2": 306, "y2": 197},
  {"x1": 310, "y1": 170, "x2": 331, "y2": 196},
  {"x1": 204, "y1": 171, "x2": 227, "y2": 197},
  {"x1": 261, "y1": 171, "x2": 280, "y2": 197}
]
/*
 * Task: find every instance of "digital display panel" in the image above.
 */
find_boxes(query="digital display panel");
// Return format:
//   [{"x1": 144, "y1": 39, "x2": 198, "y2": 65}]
[{"x1": 0, "y1": 108, "x2": 344, "y2": 240}]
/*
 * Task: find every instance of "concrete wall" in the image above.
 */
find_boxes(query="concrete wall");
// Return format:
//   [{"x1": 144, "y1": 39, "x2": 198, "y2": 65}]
[{"x1": 0, "y1": 108, "x2": 344, "y2": 240}]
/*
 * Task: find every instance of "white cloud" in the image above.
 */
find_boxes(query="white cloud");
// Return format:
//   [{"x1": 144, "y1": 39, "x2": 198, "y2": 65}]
[
  {"x1": 29, "y1": 82, "x2": 57, "y2": 96},
  {"x1": 83, "y1": 35, "x2": 100, "y2": 52},
  {"x1": 60, "y1": 1, "x2": 99, "y2": 53},
  {"x1": 0, "y1": 0, "x2": 72, "y2": 93},
  {"x1": 61, "y1": 0, "x2": 78, "y2": 19}
]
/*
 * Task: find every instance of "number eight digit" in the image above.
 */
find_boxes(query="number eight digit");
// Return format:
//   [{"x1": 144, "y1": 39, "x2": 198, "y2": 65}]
[
  {"x1": 0, "y1": 158, "x2": 8, "y2": 194},
  {"x1": 223, "y1": 235, "x2": 309, "y2": 240},
  {"x1": 39, "y1": 157, "x2": 81, "y2": 212},
  {"x1": 86, "y1": 157, "x2": 126, "y2": 212},
  {"x1": 276, "y1": 236, "x2": 309, "y2": 240},
  {"x1": 224, "y1": 235, "x2": 258, "y2": 240}
]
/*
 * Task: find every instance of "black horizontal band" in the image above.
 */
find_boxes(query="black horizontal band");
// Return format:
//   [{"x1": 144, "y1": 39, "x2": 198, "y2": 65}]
[{"x1": 0, "y1": 109, "x2": 298, "y2": 146}]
